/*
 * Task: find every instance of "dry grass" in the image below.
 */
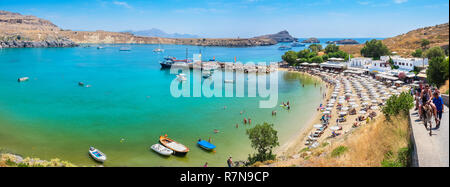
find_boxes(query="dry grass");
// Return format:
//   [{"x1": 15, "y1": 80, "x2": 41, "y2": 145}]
[
  {"x1": 302, "y1": 114, "x2": 410, "y2": 167},
  {"x1": 439, "y1": 80, "x2": 449, "y2": 94},
  {"x1": 341, "y1": 23, "x2": 449, "y2": 57}
]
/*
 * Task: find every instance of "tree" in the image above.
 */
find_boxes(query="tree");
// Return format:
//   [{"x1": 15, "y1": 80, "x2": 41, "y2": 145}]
[
  {"x1": 426, "y1": 57, "x2": 448, "y2": 88},
  {"x1": 411, "y1": 49, "x2": 423, "y2": 58},
  {"x1": 421, "y1": 39, "x2": 430, "y2": 50},
  {"x1": 425, "y1": 46, "x2": 445, "y2": 60},
  {"x1": 246, "y1": 123, "x2": 279, "y2": 164},
  {"x1": 325, "y1": 44, "x2": 339, "y2": 54},
  {"x1": 308, "y1": 44, "x2": 322, "y2": 53},
  {"x1": 310, "y1": 56, "x2": 323, "y2": 63},
  {"x1": 360, "y1": 39, "x2": 390, "y2": 60},
  {"x1": 382, "y1": 92, "x2": 414, "y2": 120},
  {"x1": 282, "y1": 51, "x2": 298, "y2": 66}
]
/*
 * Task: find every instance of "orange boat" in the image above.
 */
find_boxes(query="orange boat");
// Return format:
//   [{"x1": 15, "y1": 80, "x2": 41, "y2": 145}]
[{"x1": 159, "y1": 135, "x2": 190, "y2": 154}]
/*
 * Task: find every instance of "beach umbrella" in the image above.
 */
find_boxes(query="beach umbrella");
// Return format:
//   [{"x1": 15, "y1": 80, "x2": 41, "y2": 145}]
[
  {"x1": 359, "y1": 110, "x2": 367, "y2": 114},
  {"x1": 371, "y1": 106, "x2": 379, "y2": 110},
  {"x1": 339, "y1": 111, "x2": 347, "y2": 116},
  {"x1": 323, "y1": 111, "x2": 330, "y2": 115},
  {"x1": 362, "y1": 102, "x2": 369, "y2": 106},
  {"x1": 351, "y1": 104, "x2": 359, "y2": 108},
  {"x1": 329, "y1": 126, "x2": 340, "y2": 131},
  {"x1": 327, "y1": 104, "x2": 334, "y2": 107},
  {"x1": 371, "y1": 100, "x2": 378, "y2": 103},
  {"x1": 341, "y1": 107, "x2": 349, "y2": 111},
  {"x1": 326, "y1": 107, "x2": 333, "y2": 111}
]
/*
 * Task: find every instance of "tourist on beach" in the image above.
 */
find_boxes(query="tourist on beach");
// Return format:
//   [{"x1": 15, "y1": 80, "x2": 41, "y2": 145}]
[
  {"x1": 204, "y1": 162, "x2": 208, "y2": 167},
  {"x1": 227, "y1": 157, "x2": 233, "y2": 167},
  {"x1": 433, "y1": 91, "x2": 444, "y2": 129},
  {"x1": 272, "y1": 110, "x2": 277, "y2": 116}
]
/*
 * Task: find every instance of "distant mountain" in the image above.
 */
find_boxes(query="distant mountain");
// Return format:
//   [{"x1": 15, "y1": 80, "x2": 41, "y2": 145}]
[
  {"x1": 254, "y1": 30, "x2": 297, "y2": 43},
  {"x1": 122, "y1": 28, "x2": 199, "y2": 38}
]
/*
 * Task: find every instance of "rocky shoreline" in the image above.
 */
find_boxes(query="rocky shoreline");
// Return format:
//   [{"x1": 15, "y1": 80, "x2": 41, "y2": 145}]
[{"x1": 0, "y1": 39, "x2": 79, "y2": 48}]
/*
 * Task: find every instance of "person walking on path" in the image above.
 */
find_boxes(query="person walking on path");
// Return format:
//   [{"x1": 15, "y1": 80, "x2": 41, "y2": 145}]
[{"x1": 433, "y1": 91, "x2": 444, "y2": 129}]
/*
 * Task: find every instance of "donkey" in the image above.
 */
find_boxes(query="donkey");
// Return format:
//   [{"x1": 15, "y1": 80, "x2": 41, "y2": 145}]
[{"x1": 422, "y1": 103, "x2": 434, "y2": 136}]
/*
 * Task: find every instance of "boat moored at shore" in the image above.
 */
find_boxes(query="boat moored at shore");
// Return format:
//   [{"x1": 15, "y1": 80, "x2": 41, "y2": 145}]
[{"x1": 159, "y1": 135, "x2": 190, "y2": 155}]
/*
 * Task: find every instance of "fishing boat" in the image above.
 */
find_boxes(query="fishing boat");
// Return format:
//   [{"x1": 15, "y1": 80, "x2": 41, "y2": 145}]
[
  {"x1": 278, "y1": 45, "x2": 292, "y2": 50},
  {"x1": 160, "y1": 57, "x2": 191, "y2": 69},
  {"x1": 17, "y1": 77, "x2": 29, "y2": 82},
  {"x1": 97, "y1": 46, "x2": 104, "y2": 49},
  {"x1": 88, "y1": 147, "x2": 107, "y2": 163},
  {"x1": 159, "y1": 135, "x2": 189, "y2": 154},
  {"x1": 197, "y1": 140, "x2": 216, "y2": 151},
  {"x1": 150, "y1": 144, "x2": 173, "y2": 156}
]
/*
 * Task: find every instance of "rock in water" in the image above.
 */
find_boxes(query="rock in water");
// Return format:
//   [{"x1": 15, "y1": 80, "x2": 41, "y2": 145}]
[
  {"x1": 326, "y1": 39, "x2": 359, "y2": 45},
  {"x1": 301, "y1": 37, "x2": 320, "y2": 43}
]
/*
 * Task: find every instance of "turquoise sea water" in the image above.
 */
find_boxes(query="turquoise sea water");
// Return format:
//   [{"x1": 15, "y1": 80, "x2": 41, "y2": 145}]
[{"x1": 0, "y1": 40, "x2": 375, "y2": 166}]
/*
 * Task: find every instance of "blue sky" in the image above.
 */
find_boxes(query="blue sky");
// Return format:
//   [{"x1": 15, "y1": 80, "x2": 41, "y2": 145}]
[{"x1": 1, "y1": 0, "x2": 448, "y2": 38}]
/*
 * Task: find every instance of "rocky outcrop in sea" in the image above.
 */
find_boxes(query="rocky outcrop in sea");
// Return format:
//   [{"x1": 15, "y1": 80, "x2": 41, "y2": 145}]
[
  {"x1": 301, "y1": 37, "x2": 320, "y2": 43},
  {"x1": 326, "y1": 39, "x2": 359, "y2": 45}
]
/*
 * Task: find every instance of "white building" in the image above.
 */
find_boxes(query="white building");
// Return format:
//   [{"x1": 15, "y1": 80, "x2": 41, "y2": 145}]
[
  {"x1": 368, "y1": 60, "x2": 391, "y2": 72},
  {"x1": 348, "y1": 57, "x2": 372, "y2": 68},
  {"x1": 380, "y1": 55, "x2": 428, "y2": 71}
]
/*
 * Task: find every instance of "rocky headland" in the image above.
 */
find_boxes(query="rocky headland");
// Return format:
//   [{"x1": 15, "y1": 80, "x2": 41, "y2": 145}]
[{"x1": 0, "y1": 10, "x2": 284, "y2": 48}]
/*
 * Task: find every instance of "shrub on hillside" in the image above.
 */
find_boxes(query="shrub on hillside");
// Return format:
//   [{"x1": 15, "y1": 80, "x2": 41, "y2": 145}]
[{"x1": 382, "y1": 92, "x2": 414, "y2": 120}]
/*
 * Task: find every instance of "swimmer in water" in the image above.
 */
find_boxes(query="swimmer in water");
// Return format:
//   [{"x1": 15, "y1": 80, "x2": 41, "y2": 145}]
[
  {"x1": 248, "y1": 118, "x2": 251, "y2": 124},
  {"x1": 244, "y1": 118, "x2": 247, "y2": 124}
]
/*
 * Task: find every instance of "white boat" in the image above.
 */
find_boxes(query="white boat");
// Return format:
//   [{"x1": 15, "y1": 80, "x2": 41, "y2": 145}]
[
  {"x1": 224, "y1": 80, "x2": 234, "y2": 83},
  {"x1": 153, "y1": 43, "x2": 164, "y2": 53},
  {"x1": 150, "y1": 144, "x2": 173, "y2": 156},
  {"x1": 176, "y1": 74, "x2": 187, "y2": 81},
  {"x1": 18, "y1": 77, "x2": 29, "y2": 82},
  {"x1": 88, "y1": 147, "x2": 107, "y2": 163},
  {"x1": 119, "y1": 47, "x2": 131, "y2": 51}
]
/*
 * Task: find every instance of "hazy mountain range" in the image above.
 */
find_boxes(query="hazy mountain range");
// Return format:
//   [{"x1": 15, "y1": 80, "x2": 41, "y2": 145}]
[{"x1": 122, "y1": 28, "x2": 200, "y2": 38}]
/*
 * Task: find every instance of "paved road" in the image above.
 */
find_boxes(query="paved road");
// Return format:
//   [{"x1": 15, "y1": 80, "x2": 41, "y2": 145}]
[{"x1": 410, "y1": 105, "x2": 449, "y2": 167}]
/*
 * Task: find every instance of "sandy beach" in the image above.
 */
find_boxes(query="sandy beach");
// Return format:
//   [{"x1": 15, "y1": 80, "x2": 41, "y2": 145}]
[{"x1": 273, "y1": 68, "x2": 390, "y2": 166}]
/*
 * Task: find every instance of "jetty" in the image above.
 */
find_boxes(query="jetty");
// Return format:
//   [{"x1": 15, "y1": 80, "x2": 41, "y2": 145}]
[{"x1": 166, "y1": 61, "x2": 278, "y2": 74}]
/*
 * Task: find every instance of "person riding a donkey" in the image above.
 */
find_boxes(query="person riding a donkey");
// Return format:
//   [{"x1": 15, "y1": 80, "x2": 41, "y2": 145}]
[{"x1": 419, "y1": 84, "x2": 439, "y2": 125}]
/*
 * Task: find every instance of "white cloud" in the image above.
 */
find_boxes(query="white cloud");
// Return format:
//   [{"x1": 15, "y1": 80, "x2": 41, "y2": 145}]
[
  {"x1": 113, "y1": 1, "x2": 132, "y2": 9},
  {"x1": 393, "y1": 0, "x2": 408, "y2": 4}
]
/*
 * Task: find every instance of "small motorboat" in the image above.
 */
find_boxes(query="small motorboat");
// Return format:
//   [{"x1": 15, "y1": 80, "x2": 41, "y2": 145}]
[
  {"x1": 159, "y1": 135, "x2": 189, "y2": 154},
  {"x1": 88, "y1": 147, "x2": 107, "y2": 163},
  {"x1": 150, "y1": 144, "x2": 173, "y2": 156},
  {"x1": 17, "y1": 77, "x2": 29, "y2": 82},
  {"x1": 197, "y1": 140, "x2": 216, "y2": 151},
  {"x1": 97, "y1": 46, "x2": 104, "y2": 49},
  {"x1": 176, "y1": 74, "x2": 187, "y2": 81},
  {"x1": 224, "y1": 80, "x2": 234, "y2": 83},
  {"x1": 78, "y1": 82, "x2": 85, "y2": 87},
  {"x1": 119, "y1": 47, "x2": 131, "y2": 51}
]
